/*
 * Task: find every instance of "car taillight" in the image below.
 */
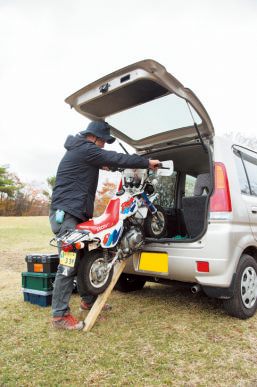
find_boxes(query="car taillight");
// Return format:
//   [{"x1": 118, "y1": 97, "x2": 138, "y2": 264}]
[{"x1": 210, "y1": 162, "x2": 232, "y2": 212}]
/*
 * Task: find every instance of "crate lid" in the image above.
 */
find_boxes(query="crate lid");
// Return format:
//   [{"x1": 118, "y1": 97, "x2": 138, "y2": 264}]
[
  {"x1": 25, "y1": 254, "x2": 59, "y2": 263},
  {"x1": 21, "y1": 272, "x2": 56, "y2": 278},
  {"x1": 21, "y1": 288, "x2": 53, "y2": 296}
]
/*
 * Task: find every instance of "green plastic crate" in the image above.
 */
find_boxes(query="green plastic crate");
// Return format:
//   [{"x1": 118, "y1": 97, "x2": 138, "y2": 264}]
[{"x1": 21, "y1": 272, "x2": 56, "y2": 292}]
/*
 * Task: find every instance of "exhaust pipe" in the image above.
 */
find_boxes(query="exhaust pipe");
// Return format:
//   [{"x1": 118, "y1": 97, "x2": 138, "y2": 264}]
[{"x1": 191, "y1": 284, "x2": 201, "y2": 294}]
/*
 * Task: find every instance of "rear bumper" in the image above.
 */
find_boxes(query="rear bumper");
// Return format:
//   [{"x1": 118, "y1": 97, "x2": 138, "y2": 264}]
[
  {"x1": 201, "y1": 273, "x2": 236, "y2": 299},
  {"x1": 124, "y1": 223, "x2": 247, "y2": 289}
]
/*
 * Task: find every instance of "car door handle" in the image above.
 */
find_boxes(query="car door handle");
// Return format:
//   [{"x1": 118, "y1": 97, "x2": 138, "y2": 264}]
[{"x1": 251, "y1": 207, "x2": 257, "y2": 214}]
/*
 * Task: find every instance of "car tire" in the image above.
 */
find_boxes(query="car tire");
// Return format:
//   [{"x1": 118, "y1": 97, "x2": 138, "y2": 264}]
[
  {"x1": 115, "y1": 274, "x2": 146, "y2": 292},
  {"x1": 223, "y1": 254, "x2": 257, "y2": 319}
]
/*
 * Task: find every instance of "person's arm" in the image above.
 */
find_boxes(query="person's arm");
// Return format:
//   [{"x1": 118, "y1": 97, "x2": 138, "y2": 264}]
[
  {"x1": 84, "y1": 143, "x2": 154, "y2": 170},
  {"x1": 102, "y1": 159, "x2": 160, "y2": 172}
]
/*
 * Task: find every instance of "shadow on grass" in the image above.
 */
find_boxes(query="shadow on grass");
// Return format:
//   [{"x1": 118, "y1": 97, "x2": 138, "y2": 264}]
[{"x1": 114, "y1": 282, "x2": 225, "y2": 317}]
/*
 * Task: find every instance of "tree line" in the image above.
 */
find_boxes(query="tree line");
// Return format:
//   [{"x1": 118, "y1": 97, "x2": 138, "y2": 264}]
[
  {"x1": 0, "y1": 165, "x2": 117, "y2": 217},
  {"x1": 0, "y1": 165, "x2": 55, "y2": 216}
]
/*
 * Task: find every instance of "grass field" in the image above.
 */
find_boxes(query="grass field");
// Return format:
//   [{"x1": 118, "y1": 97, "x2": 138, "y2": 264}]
[{"x1": 1, "y1": 216, "x2": 257, "y2": 386}]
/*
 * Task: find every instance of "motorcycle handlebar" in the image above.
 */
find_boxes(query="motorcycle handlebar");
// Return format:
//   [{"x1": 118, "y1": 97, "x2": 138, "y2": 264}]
[
  {"x1": 110, "y1": 164, "x2": 168, "y2": 172},
  {"x1": 154, "y1": 163, "x2": 169, "y2": 169}
]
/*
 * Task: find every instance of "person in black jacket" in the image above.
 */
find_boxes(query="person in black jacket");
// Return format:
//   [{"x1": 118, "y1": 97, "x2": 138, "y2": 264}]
[{"x1": 50, "y1": 121, "x2": 161, "y2": 330}]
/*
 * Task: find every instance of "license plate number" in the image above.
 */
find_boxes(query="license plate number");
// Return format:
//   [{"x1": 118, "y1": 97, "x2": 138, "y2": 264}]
[{"x1": 60, "y1": 251, "x2": 76, "y2": 267}]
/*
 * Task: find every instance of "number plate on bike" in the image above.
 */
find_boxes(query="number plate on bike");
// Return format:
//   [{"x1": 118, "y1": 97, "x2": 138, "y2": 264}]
[{"x1": 60, "y1": 251, "x2": 76, "y2": 268}]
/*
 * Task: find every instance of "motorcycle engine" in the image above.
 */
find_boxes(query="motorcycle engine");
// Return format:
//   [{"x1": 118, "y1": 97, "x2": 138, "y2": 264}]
[{"x1": 120, "y1": 225, "x2": 144, "y2": 256}]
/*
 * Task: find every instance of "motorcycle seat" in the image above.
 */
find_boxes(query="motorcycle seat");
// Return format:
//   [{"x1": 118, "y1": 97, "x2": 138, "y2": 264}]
[{"x1": 76, "y1": 198, "x2": 120, "y2": 234}]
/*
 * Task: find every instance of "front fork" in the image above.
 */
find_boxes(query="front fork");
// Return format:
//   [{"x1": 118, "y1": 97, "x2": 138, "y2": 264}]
[{"x1": 141, "y1": 192, "x2": 163, "y2": 227}]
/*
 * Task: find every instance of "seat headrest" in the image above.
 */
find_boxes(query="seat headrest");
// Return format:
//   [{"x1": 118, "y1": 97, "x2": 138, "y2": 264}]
[{"x1": 194, "y1": 173, "x2": 211, "y2": 196}]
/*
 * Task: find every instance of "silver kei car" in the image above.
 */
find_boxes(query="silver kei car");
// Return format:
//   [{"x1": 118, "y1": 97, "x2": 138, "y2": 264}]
[{"x1": 65, "y1": 59, "x2": 257, "y2": 319}]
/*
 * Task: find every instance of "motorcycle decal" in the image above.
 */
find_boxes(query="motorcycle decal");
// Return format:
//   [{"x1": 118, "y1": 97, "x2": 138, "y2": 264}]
[
  {"x1": 106, "y1": 233, "x2": 114, "y2": 247},
  {"x1": 103, "y1": 233, "x2": 110, "y2": 245},
  {"x1": 112, "y1": 228, "x2": 121, "y2": 245},
  {"x1": 121, "y1": 197, "x2": 136, "y2": 214},
  {"x1": 96, "y1": 223, "x2": 110, "y2": 232},
  {"x1": 102, "y1": 227, "x2": 122, "y2": 247},
  {"x1": 106, "y1": 227, "x2": 122, "y2": 247}
]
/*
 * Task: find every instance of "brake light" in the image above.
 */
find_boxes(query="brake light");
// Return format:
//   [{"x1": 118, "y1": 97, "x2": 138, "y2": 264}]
[
  {"x1": 62, "y1": 244, "x2": 73, "y2": 252},
  {"x1": 210, "y1": 163, "x2": 232, "y2": 212}
]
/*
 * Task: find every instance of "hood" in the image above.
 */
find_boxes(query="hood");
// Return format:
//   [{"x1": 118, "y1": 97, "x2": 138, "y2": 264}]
[
  {"x1": 65, "y1": 59, "x2": 214, "y2": 152},
  {"x1": 64, "y1": 134, "x2": 88, "y2": 151}
]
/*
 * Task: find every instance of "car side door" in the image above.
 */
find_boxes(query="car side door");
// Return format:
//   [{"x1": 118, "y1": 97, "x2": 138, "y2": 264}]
[{"x1": 233, "y1": 146, "x2": 257, "y2": 241}]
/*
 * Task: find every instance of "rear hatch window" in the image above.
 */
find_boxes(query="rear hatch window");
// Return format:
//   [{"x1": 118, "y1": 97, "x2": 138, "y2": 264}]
[{"x1": 65, "y1": 60, "x2": 214, "y2": 152}]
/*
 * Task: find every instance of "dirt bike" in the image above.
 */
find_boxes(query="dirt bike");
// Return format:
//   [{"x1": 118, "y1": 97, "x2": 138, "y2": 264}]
[{"x1": 50, "y1": 161, "x2": 173, "y2": 296}]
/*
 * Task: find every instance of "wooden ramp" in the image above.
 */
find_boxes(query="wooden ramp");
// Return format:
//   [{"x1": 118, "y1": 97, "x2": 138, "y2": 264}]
[{"x1": 83, "y1": 258, "x2": 129, "y2": 332}]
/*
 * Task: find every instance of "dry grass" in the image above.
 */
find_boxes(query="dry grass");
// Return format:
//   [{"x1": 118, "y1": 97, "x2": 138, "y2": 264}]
[{"x1": 1, "y1": 217, "x2": 257, "y2": 386}]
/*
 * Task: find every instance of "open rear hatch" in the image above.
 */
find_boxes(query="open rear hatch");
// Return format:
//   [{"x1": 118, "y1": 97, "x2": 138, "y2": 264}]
[
  {"x1": 65, "y1": 60, "x2": 215, "y2": 242},
  {"x1": 65, "y1": 59, "x2": 214, "y2": 152}
]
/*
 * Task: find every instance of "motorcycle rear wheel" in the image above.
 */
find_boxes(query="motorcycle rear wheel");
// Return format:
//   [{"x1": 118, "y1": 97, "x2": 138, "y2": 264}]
[{"x1": 77, "y1": 249, "x2": 114, "y2": 296}]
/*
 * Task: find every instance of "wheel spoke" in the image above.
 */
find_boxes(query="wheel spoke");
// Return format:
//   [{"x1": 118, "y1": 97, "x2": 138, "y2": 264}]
[
  {"x1": 89, "y1": 258, "x2": 109, "y2": 288},
  {"x1": 152, "y1": 212, "x2": 164, "y2": 234}
]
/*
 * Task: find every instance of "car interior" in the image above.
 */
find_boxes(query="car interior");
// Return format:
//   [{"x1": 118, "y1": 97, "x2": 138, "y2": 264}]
[{"x1": 146, "y1": 142, "x2": 212, "y2": 241}]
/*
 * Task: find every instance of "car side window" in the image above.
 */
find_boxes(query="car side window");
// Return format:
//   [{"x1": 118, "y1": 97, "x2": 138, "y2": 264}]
[
  {"x1": 151, "y1": 171, "x2": 177, "y2": 208},
  {"x1": 242, "y1": 153, "x2": 257, "y2": 196},
  {"x1": 184, "y1": 175, "x2": 197, "y2": 197},
  {"x1": 233, "y1": 149, "x2": 250, "y2": 195}
]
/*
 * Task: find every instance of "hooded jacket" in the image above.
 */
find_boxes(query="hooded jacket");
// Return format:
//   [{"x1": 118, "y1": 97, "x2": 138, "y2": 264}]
[{"x1": 50, "y1": 134, "x2": 149, "y2": 221}]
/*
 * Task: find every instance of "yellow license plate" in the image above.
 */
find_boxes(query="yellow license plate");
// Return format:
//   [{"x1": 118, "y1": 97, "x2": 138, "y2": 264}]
[
  {"x1": 139, "y1": 252, "x2": 168, "y2": 273},
  {"x1": 60, "y1": 251, "x2": 76, "y2": 268}
]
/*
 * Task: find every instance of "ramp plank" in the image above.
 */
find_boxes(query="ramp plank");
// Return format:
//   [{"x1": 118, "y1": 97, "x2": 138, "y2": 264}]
[{"x1": 83, "y1": 258, "x2": 129, "y2": 332}]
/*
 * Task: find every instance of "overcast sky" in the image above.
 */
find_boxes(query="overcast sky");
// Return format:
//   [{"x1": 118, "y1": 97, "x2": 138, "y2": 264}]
[{"x1": 1, "y1": 0, "x2": 257, "y2": 185}]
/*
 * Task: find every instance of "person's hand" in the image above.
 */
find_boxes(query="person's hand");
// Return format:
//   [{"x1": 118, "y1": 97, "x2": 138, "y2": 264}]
[
  {"x1": 149, "y1": 159, "x2": 161, "y2": 171},
  {"x1": 102, "y1": 166, "x2": 110, "y2": 171}
]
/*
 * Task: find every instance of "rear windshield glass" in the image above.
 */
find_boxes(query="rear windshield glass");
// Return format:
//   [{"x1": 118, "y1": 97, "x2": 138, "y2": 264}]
[{"x1": 108, "y1": 94, "x2": 202, "y2": 141}]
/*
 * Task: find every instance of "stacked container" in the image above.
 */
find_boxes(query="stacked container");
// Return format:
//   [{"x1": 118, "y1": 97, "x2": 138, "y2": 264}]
[{"x1": 22, "y1": 254, "x2": 59, "y2": 307}]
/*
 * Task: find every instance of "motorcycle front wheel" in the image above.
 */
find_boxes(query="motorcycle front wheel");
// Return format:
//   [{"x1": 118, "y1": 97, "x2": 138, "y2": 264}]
[
  {"x1": 77, "y1": 249, "x2": 114, "y2": 296},
  {"x1": 144, "y1": 204, "x2": 167, "y2": 238}
]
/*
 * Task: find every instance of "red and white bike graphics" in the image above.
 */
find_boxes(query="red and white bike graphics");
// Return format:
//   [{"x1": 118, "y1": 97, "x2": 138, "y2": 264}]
[{"x1": 50, "y1": 162, "x2": 173, "y2": 295}]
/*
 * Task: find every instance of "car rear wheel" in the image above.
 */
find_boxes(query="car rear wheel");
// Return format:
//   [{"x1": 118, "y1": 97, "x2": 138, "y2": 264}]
[{"x1": 223, "y1": 254, "x2": 257, "y2": 319}]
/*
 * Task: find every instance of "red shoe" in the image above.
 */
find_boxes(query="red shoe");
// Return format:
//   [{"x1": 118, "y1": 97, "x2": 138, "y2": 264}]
[
  {"x1": 79, "y1": 300, "x2": 112, "y2": 312},
  {"x1": 51, "y1": 313, "x2": 84, "y2": 331}
]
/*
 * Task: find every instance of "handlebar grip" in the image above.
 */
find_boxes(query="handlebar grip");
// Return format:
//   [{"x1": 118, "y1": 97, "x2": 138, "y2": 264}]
[{"x1": 154, "y1": 163, "x2": 169, "y2": 169}]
